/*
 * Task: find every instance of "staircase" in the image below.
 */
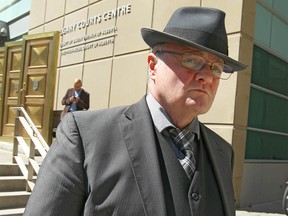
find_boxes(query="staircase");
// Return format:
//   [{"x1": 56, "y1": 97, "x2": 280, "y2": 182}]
[
  {"x1": 0, "y1": 107, "x2": 49, "y2": 216},
  {"x1": 0, "y1": 164, "x2": 30, "y2": 216}
]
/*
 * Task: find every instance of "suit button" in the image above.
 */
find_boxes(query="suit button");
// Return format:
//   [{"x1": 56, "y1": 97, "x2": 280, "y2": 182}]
[{"x1": 192, "y1": 193, "x2": 200, "y2": 201}]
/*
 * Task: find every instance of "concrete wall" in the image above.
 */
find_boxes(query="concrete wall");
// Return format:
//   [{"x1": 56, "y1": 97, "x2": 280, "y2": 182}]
[
  {"x1": 28, "y1": 0, "x2": 251, "y2": 111},
  {"x1": 240, "y1": 161, "x2": 288, "y2": 207}
]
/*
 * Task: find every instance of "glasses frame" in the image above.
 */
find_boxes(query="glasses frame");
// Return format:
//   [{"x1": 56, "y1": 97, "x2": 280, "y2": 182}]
[{"x1": 155, "y1": 50, "x2": 233, "y2": 80}]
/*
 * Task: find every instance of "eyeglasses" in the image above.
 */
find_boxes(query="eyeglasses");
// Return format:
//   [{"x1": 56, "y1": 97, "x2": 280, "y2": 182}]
[{"x1": 155, "y1": 50, "x2": 234, "y2": 80}]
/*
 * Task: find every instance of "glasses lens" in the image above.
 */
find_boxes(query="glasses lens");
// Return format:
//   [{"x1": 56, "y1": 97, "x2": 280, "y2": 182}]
[
  {"x1": 165, "y1": 51, "x2": 234, "y2": 80},
  {"x1": 210, "y1": 63, "x2": 224, "y2": 78},
  {"x1": 182, "y1": 54, "x2": 205, "y2": 71}
]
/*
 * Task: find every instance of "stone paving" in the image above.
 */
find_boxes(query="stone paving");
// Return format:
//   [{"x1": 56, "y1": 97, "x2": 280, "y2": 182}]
[{"x1": 237, "y1": 211, "x2": 285, "y2": 216}]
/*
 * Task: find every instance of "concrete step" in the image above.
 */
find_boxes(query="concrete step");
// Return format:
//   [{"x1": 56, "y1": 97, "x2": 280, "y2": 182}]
[
  {"x1": 0, "y1": 177, "x2": 27, "y2": 192},
  {"x1": 0, "y1": 165, "x2": 21, "y2": 177},
  {"x1": 0, "y1": 207, "x2": 25, "y2": 216},
  {"x1": 0, "y1": 164, "x2": 38, "y2": 177},
  {"x1": 0, "y1": 191, "x2": 30, "y2": 210}
]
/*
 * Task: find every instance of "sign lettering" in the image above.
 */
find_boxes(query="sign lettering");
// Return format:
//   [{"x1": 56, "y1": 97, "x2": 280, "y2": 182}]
[{"x1": 60, "y1": 4, "x2": 131, "y2": 36}]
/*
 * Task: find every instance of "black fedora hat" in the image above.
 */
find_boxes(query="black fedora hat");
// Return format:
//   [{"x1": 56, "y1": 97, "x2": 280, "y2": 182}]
[{"x1": 141, "y1": 7, "x2": 247, "y2": 72}]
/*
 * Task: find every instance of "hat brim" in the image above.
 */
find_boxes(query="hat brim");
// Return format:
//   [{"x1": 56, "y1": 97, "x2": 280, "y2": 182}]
[{"x1": 141, "y1": 28, "x2": 247, "y2": 72}]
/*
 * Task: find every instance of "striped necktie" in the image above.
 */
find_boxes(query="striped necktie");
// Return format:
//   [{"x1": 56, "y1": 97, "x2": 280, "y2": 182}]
[{"x1": 168, "y1": 127, "x2": 197, "y2": 179}]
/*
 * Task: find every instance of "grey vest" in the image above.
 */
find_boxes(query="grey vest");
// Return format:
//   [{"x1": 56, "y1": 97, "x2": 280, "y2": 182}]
[{"x1": 155, "y1": 129, "x2": 225, "y2": 216}]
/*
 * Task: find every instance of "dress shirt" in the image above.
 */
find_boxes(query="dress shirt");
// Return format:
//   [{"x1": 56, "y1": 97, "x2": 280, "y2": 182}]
[
  {"x1": 146, "y1": 93, "x2": 200, "y2": 159},
  {"x1": 70, "y1": 89, "x2": 82, "y2": 112}
]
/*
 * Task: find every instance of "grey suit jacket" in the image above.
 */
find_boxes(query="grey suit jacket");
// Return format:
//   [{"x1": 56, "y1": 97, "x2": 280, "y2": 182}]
[{"x1": 24, "y1": 97, "x2": 235, "y2": 216}]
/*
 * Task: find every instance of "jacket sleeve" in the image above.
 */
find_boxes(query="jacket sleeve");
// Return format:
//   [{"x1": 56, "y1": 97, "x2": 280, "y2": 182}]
[
  {"x1": 61, "y1": 89, "x2": 72, "y2": 106},
  {"x1": 231, "y1": 146, "x2": 234, "y2": 173},
  {"x1": 23, "y1": 113, "x2": 87, "y2": 216},
  {"x1": 78, "y1": 91, "x2": 90, "y2": 110}
]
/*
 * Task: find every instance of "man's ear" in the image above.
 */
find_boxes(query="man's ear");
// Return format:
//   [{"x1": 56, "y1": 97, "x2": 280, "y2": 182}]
[{"x1": 148, "y1": 53, "x2": 158, "y2": 78}]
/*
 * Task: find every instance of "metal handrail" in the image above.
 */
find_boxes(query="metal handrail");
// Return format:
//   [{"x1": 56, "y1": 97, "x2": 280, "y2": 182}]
[
  {"x1": 12, "y1": 106, "x2": 50, "y2": 192},
  {"x1": 13, "y1": 107, "x2": 49, "y2": 150}
]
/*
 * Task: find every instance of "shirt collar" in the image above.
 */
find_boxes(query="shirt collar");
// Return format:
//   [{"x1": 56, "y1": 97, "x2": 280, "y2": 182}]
[
  {"x1": 146, "y1": 93, "x2": 200, "y2": 140},
  {"x1": 74, "y1": 88, "x2": 82, "y2": 95},
  {"x1": 146, "y1": 93, "x2": 174, "y2": 132}
]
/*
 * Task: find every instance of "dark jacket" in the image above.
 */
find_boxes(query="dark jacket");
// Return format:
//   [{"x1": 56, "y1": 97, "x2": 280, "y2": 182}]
[
  {"x1": 60, "y1": 88, "x2": 89, "y2": 120},
  {"x1": 24, "y1": 97, "x2": 235, "y2": 216}
]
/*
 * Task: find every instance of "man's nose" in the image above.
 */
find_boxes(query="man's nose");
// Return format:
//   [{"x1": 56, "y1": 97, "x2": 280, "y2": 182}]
[{"x1": 194, "y1": 64, "x2": 214, "y2": 84}]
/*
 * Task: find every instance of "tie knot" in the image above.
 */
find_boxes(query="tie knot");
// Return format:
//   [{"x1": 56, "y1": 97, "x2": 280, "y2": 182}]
[
  {"x1": 167, "y1": 127, "x2": 197, "y2": 179},
  {"x1": 168, "y1": 127, "x2": 195, "y2": 152}
]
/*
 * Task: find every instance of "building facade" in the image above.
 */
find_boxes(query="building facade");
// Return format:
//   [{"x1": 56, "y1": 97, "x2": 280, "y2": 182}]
[
  {"x1": 0, "y1": 0, "x2": 287, "y2": 209},
  {"x1": 240, "y1": 0, "x2": 288, "y2": 207}
]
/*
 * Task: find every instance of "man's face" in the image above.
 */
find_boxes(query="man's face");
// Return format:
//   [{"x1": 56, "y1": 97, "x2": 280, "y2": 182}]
[
  {"x1": 148, "y1": 44, "x2": 222, "y2": 122},
  {"x1": 74, "y1": 82, "x2": 82, "y2": 91}
]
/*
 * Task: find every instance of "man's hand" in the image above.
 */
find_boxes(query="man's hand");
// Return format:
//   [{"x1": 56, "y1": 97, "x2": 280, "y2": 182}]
[
  {"x1": 69, "y1": 96, "x2": 80, "y2": 103},
  {"x1": 74, "y1": 97, "x2": 80, "y2": 103},
  {"x1": 69, "y1": 96, "x2": 75, "y2": 102}
]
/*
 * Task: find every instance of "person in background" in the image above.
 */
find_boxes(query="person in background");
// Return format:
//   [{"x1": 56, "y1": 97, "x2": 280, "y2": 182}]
[
  {"x1": 60, "y1": 78, "x2": 90, "y2": 120},
  {"x1": 24, "y1": 7, "x2": 247, "y2": 216}
]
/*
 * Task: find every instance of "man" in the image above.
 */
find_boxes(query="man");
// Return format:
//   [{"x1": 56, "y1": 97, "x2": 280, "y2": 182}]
[
  {"x1": 60, "y1": 78, "x2": 90, "y2": 120},
  {"x1": 24, "y1": 7, "x2": 247, "y2": 216}
]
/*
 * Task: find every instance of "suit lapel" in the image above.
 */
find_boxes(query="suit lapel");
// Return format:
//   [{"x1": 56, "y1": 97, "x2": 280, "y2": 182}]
[
  {"x1": 119, "y1": 97, "x2": 166, "y2": 216},
  {"x1": 199, "y1": 124, "x2": 235, "y2": 216}
]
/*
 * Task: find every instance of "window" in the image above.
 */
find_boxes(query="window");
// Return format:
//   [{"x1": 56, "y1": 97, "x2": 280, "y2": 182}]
[
  {"x1": 246, "y1": 130, "x2": 288, "y2": 160},
  {"x1": 246, "y1": 1, "x2": 288, "y2": 160},
  {"x1": 246, "y1": 46, "x2": 288, "y2": 160}
]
